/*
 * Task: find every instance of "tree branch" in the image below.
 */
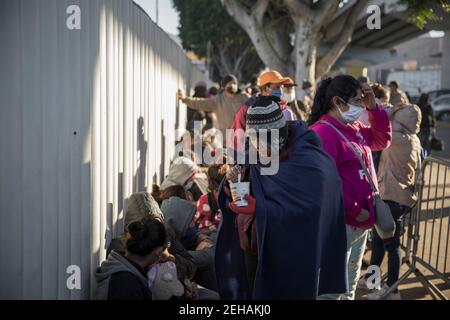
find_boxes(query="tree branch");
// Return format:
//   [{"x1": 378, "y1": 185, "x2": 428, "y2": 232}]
[
  {"x1": 313, "y1": 0, "x2": 341, "y2": 28},
  {"x1": 284, "y1": 0, "x2": 313, "y2": 18},
  {"x1": 221, "y1": 0, "x2": 250, "y2": 28},
  {"x1": 222, "y1": 0, "x2": 288, "y2": 72},
  {"x1": 315, "y1": 0, "x2": 370, "y2": 80},
  {"x1": 233, "y1": 44, "x2": 252, "y2": 75},
  {"x1": 253, "y1": 0, "x2": 270, "y2": 24}
]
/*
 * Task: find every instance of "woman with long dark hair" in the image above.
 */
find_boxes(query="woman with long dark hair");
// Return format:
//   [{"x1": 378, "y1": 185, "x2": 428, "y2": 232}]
[{"x1": 310, "y1": 75, "x2": 392, "y2": 299}]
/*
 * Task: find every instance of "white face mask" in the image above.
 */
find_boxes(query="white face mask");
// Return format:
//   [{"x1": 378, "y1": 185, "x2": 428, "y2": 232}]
[
  {"x1": 338, "y1": 102, "x2": 363, "y2": 123},
  {"x1": 281, "y1": 92, "x2": 296, "y2": 103}
]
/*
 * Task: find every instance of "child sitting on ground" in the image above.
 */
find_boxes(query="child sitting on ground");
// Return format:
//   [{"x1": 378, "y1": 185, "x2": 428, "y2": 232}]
[{"x1": 193, "y1": 164, "x2": 228, "y2": 235}]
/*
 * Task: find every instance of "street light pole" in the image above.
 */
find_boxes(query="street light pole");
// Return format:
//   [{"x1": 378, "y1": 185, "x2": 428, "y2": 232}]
[{"x1": 156, "y1": 0, "x2": 159, "y2": 25}]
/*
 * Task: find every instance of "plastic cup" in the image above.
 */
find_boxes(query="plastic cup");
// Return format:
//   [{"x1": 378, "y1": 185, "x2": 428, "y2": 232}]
[{"x1": 229, "y1": 181, "x2": 250, "y2": 207}]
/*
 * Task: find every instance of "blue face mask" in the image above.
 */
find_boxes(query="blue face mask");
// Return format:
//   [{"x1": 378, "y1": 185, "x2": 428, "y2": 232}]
[{"x1": 270, "y1": 88, "x2": 282, "y2": 98}]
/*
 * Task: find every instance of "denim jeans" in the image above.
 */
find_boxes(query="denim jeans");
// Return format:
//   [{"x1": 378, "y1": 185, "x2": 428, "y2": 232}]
[
  {"x1": 319, "y1": 225, "x2": 368, "y2": 300},
  {"x1": 370, "y1": 201, "x2": 406, "y2": 287}
]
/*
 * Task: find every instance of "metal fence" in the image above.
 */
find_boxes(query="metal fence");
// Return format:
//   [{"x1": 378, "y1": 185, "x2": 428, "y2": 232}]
[
  {"x1": 0, "y1": 0, "x2": 206, "y2": 299},
  {"x1": 384, "y1": 157, "x2": 450, "y2": 300}
]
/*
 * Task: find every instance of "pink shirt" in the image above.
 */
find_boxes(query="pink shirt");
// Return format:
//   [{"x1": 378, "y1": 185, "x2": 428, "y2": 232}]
[{"x1": 310, "y1": 108, "x2": 392, "y2": 229}]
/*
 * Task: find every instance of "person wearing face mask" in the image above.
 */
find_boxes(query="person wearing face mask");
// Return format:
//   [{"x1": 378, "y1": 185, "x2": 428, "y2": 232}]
[
  {"x1": 358, "y1": 83, "x2": 395, "y2": 173},
  {"x1": 95, "y1": 215, "x2": 168, "y2": 300},
  {"x1": 157, "y1": 157, "x2": 218, "y2": 291},
  {"x1": 216, "y1": 97, "x2": 348, "y2": 300},
  {"x1": 281, "y1": 77, "x2": 306, "y2": 121},
  {"x1": 230, "y1": 71, "x2": 294, "y2": 152},
  {"x1": 309, "y1": 75, "x2": 392, "y2": 300},
  {"x1": 177, "y1": 75, "x2": 249, "y2": 136}
]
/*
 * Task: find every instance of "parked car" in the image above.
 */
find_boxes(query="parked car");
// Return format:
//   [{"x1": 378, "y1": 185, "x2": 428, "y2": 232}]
[
  {"x1": 428, "y1": 89, "x2": 450, "y2": 102},
  {"x1": 431, "y1": 94, "x2": 450, "y2": 121}
]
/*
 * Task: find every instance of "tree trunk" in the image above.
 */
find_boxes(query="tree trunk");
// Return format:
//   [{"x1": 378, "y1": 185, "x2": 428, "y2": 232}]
[
  {"x1": 241, "y1": 18, "x2": 288, "y2": 75},
  {"x1": 222, "y1": 0, "x2": 370, "y2": 88},
  {"x1": 292, "y1": 22, "x2": 320, "y2": 91}
]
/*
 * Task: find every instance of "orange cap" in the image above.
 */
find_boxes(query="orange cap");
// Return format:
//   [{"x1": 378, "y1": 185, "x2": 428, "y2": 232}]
[
  {"x1": 283, "y1": 77, "x2": 298, "y2": 86},
  {"x1": 258, "y1": 70, "x2": 290, "y2": 87}
]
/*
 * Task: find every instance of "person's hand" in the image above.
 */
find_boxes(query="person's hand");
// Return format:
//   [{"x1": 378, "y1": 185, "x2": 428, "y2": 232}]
[
  {"x1": 183, "y1": 280, "x2": 199, "y2": 300},
  {"x1": 361, "y1": 83, "x2": 376, "y2": 110},
  {"x1": 184, "y1": 190, "x2": 194, "y2": 202},
  {"x1": 196, "y1": 240, "x2": 213, "y2": 251},
  {"x1": 229, "y1": 195, "x2": 256, "y2": 215},
  {"x1": 159, "y1": 248, "x2": 176, "y2": 263},
  {"x1": 355, "y1": 209, "x2": 370, "y2": 222},
  {"x1": 177, "y1": 89, "x2": 185, "y2": 101}
]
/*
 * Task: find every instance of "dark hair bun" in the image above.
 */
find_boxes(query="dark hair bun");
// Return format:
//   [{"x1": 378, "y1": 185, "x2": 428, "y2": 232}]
[
  {"x1": 125, "y1": 216, "x2": 167, "y2": 256},
  {"x1": 128, "y1": 220, "x2": 148, "y2": 241}
]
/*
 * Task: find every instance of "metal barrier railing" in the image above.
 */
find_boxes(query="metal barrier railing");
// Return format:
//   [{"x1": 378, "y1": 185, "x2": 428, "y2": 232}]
[{"x1": 381, "y1": 157, "x2": 450, "y2": 300}]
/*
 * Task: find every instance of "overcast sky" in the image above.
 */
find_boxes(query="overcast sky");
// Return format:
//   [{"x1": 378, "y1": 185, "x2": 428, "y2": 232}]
[{"x1": 134, "y1": 0, "x2": 180, "y2": 35}]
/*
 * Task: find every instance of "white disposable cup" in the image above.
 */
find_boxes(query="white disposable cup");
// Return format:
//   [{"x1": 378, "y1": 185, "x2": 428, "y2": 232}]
[{"x1": 229, "y1": 181, "x2": 250, "y2": 207}]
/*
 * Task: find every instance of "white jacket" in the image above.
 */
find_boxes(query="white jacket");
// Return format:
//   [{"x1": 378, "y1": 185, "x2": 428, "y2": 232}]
[{"x1": 378, "y1": 105, "x2": 422, "y2": 207}]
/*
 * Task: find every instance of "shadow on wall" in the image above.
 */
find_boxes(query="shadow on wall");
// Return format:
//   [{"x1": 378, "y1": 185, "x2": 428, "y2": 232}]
[
  {"x1": 160, "y1": 118, "x2": 166, "y2": 183},
  {"x1": 134, "y1": 116, "x2": 148, "y2": 193},
  {"x1": 0, "y1": 0, "x2": 200, "y2": 300}
]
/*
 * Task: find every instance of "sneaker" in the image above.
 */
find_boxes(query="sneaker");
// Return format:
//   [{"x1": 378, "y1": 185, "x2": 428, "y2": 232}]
[
  {"x1": 367, "y1": 285, "x2": 401, "y2": 300},
  {"x1": 357, "y1": 277, "x2": 381, "y2": 290}
]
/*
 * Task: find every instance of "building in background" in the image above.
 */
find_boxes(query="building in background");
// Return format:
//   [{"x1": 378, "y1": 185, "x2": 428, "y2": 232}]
[{"x1": 368, "y1": 32, "x2": 445, "y2": 99}]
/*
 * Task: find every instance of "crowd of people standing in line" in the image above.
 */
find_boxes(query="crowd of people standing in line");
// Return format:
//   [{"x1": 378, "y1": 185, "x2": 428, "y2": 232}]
[{"x1": 94, "y1": 69, "x2": 433, "y2": 300}]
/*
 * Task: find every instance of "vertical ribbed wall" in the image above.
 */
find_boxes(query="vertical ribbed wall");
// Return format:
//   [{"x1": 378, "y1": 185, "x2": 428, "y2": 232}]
[{"x1": 0, "y1": 0, "x2": 205, "y2": 299}]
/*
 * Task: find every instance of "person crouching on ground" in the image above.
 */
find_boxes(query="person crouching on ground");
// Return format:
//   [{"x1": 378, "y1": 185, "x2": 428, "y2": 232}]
[
  {"x1": 95, "y1": 215, "x2": 168, "y2": 300},
  {"x1": 193, "y1": 164, "x2": 228, "y2": 238}
]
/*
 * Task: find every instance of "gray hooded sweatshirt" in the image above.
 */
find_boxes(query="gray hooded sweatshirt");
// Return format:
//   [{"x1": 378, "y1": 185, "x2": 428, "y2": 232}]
[
  {"x1": 161, "y1": 197, "x2": 214, "y2": 270},
  {"x1": 94, "y1": 251, "x2": 150, "y2": 300}
]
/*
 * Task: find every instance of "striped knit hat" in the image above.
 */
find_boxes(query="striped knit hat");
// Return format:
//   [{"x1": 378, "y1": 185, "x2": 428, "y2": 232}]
[{"x1": 246, "y1": 97, "x2": 286, "y2": 131}]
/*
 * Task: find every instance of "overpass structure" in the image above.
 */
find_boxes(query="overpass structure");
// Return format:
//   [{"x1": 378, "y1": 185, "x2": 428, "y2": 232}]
[{"x1": 323, "y1": 0, "x2": 450, "y2": 89}]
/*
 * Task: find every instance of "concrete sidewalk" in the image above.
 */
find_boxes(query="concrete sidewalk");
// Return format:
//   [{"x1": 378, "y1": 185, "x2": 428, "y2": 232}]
[{"x1": 357, "y1": 246, "x2": 450, "y2": 300}]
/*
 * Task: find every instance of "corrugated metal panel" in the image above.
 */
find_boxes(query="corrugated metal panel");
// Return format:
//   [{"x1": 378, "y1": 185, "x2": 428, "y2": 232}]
[{"x1": 0, "y1": 0, "x2": 206, "y2": 299}]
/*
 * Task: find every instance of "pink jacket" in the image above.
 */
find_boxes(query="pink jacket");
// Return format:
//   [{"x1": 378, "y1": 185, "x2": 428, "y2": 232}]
[{"x1": 310, "y1": 108, "x2": 392, "y2": 229}]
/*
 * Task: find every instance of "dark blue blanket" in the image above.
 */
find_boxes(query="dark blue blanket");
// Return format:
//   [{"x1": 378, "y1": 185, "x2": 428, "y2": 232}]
[{"x1": 215, "y1": 121, "x2": 348, "y2": 300}]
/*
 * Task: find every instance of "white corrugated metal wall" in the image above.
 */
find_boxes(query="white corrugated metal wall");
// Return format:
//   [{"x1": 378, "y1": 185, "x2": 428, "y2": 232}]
[{"x1": 0, "y1": 0, "x2": 205, "y2": 299}]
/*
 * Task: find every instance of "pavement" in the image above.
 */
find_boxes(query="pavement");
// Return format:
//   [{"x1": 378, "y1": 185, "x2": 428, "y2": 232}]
[{"x1": 356, "y1": 121, "x2": 450, "y2": 300}]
